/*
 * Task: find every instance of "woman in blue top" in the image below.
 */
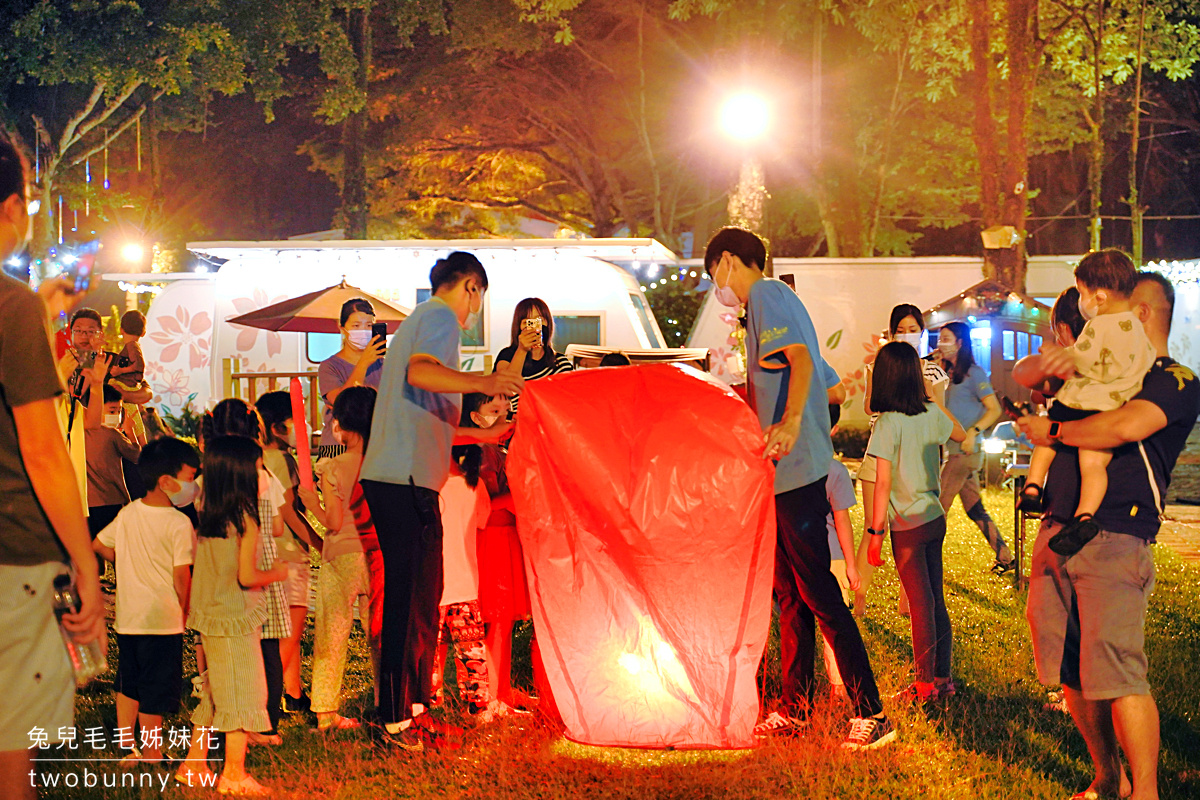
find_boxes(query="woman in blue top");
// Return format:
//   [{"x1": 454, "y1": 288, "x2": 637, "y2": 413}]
[
  {"x1": 934, "y1": 322, "x2": 1012, "y2": 573},
  {"x1": 866, "y1": 342, "x2": 965, "y2": 702}
]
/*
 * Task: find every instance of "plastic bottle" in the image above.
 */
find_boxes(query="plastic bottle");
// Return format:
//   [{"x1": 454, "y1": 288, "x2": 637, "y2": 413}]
[{"x1": 52, "y1": 572, "x2": 107, "y2": 687}]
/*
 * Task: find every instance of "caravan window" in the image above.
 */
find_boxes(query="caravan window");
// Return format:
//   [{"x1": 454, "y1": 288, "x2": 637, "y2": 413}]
[
  {"x1": 552, "y1": 315, "x2": 602, "y2": 351},
  {"x1": 306, "y1": 333, "x2": 342, "y2": 364},
  {"x1": 1016, "y1": 331, "x2": 1029, "y2": 360},
  {"x1": 629, "y1": 292, "x2": 664, "y2": 348},
  {"x1": 1002, "y1": 330, "x2": 1016, "y2": 361},
  {"x1": 417, "y1": 288, "x2": 485, "y2": 349}
]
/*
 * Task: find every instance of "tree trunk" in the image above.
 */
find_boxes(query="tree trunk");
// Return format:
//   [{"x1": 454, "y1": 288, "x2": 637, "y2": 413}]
[
  {"x1": 342, "y1": 3, "x2": 372, "y2": 240},
  {"x1": 1087, "y1": 1, "x2": 1105, "y2": 251},
  {"x1": 1127, "y1": 0, "x2": 1148, "y2": 265}
]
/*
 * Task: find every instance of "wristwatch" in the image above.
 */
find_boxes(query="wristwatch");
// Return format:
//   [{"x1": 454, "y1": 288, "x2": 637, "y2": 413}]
[
  {"x1": 1048, "y1": 421, "x2": 1062, "y2": 440},
  {"x1": 867, "y1": 527, "x2": 884, "y2": 537}
]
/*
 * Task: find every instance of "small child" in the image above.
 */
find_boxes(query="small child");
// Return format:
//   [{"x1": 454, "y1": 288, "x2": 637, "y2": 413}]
[
  {"x1": 85, "y1": 383, "x2": 143, "y2": 539},
  {"x1": 865, "y1": 342, "x2": 966, "y2": 703},
  {"x1": 1019, "y1": 250, "x2": 1157, "y2": 547},
  {"x1": 93, "y1": 437, "x2": 199, "y2": 766},
  {"x1": 298, "y1": 386, "x2": 382, "y2": 732},
  {"x1": 254, "y1": 391, "x2": 321, "y2": 716},
  {"x1": 200, "y1": 399, "x2": 291, "y2": 744},
  {"x1": 431, "y1": 438, "x2": 493, "y2": 719},
  {"x1": 108, "y1": 310, "x2": 150, "y2": 439},
  {"x1": 176, "y1": 435, "x2": 288, "y2": 794},
  {"x1": 463, "y1": 393, "x2": 530, "y2": 711},
  {"x1": 822, "y1": 404, "x2": 861, "y2": 703}
]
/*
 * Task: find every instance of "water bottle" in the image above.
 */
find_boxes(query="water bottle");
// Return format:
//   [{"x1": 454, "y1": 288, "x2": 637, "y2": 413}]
[{"x1": 52, "y1": 572, "x2": 107, "y2": 687}]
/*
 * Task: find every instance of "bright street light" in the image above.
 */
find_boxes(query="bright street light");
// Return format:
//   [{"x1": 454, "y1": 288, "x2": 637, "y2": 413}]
[
  {"x1": 121, "y1": 243, "x2": 145, "y2": 263},
  {"x1": 719, "y1": 92, "x2": 770, "y2": 143}
]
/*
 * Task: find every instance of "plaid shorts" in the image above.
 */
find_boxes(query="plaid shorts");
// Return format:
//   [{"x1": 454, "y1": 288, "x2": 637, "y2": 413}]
[{"x1": 258, "y1": 498, "x2": 292, "y2": 640}]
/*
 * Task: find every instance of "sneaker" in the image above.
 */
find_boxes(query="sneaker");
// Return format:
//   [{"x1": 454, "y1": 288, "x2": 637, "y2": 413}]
[
  {"x1": 936, "y1": 679, "x2": 958, "y2": 698},
  {"x1": 281, "y1": 691, "x2": 311, "y2": 714},
  {"x1": 370, "y1": 723, "x2": 424, "y2": 754},
  {"x1": 841, "y1": 715, "x2": 897, "y2": 751},
  {"x1": 753, "y1": 711, "x2": 807, "y2": 737},
  {"x1": 1044, "y1": 690, "x2": 1069, "y2": 714},
  {"x1": 991, "y1": 559, "x2": 1017, "y2": 575}
]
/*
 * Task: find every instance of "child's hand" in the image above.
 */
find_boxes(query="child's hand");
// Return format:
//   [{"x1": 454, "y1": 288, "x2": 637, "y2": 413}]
[
  {"x1": 867, "y1": 533, "x2": 885, "y2": 568},
  {"x1": 845, "y1": 560, "x2": 862, "y2": 593},
  {"x1": 270, "y1": 560, "x2": 289, "y2": 583},
  {"x1": 87, "y1": 352, "x2": 112, "y2": 386},
  {"x1": 297, "y1": 486, "x2": 320, "y2": 510}
]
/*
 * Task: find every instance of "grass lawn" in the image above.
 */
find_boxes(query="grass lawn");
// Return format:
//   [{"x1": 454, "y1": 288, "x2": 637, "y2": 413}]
[{"x1": 40, "y1": 488, "x2": 1200, "y2": 799}]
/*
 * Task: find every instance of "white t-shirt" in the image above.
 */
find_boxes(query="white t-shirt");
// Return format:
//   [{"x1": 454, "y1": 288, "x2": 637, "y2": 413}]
[
  {"x1": 439, "y1": 473, "x2": 491, "y2": 606},
  {"x1": 97, "y1": 500, "x2": 195, "y2": 634}
]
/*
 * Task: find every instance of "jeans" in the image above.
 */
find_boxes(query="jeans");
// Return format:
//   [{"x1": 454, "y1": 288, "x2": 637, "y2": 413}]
[
  {"x1": 259, "y1": 638, "x2": 283, "y2": 734},
  {"x1": 361, "y1": 480, "x2": 444, "y2": 725},
  {"x1": 775, "y1": 478, "x2": 883, "y2": 719},
  {"x1": 891, "y1": 516, "x2": 952, "y2": 683}
]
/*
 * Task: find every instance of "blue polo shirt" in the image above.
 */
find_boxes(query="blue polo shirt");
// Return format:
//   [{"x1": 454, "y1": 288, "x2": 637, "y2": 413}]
[
  {"x1": 360, "y1": 297, "x2": 462, "y2": 491},
  {"x1": 945, "y1": 363, "x2": 994, "y2": 454},
  {"x1": 745, "y1": 278, "x2": 835, "y2": 494}
]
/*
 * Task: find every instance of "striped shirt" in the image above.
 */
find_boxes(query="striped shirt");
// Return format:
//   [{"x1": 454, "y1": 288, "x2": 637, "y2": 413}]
[{"x1": 495, "y1": 344, "x2": 574, "y2": 413}]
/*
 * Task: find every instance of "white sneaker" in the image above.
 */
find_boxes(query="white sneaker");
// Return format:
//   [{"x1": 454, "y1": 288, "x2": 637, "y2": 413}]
[
  {"x1": 753, "y1": 711, "x2": 806, "y2": 737},
  {"x1": 841, "y1": 715, "x2": 897, "y2": 751}
]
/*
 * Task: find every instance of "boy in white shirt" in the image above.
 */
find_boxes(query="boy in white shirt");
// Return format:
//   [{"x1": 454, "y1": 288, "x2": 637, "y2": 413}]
[{"x1": 94, "y1": 437, "x2": 200, "y2": 766}]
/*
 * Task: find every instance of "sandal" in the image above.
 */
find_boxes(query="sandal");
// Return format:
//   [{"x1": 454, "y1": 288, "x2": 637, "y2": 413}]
[
  {"x1": 245, "y1": 731, "x2": 282, "y2": 746},
  {"x1": 1018, "y1": 483, "x2": 1044, "y2": 513},
  {"x1": 317, "y1": 714, "x2": 361, "y2": 732}
]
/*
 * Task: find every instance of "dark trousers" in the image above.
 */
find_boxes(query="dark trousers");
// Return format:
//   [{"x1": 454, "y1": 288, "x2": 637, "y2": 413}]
[
  {"x1": 775, "y1": 478, "x2": 883, "y2": 719},
  {"x1": 260, "y1": 638, "x2": 283, "y2": 734},
  {"x1": 361, "y1": 479, "x2": 444, "y2": 725},
  {"x1": 891, "y1": 516, "x2": 952, "y2": 683}
]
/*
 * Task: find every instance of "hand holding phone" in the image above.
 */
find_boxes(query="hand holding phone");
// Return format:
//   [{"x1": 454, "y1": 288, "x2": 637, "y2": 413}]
[
  {"x1": 371, "y1": 321, "x2": 387, "y2": 344},
  {"x1": 999, "y1": 395, "x2": 1031, "y2": 420}
]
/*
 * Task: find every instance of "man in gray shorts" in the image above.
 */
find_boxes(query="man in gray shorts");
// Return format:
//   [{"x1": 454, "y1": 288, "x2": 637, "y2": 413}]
[
  {"x1": 0, "y1": 137, "x2": 105, "y2": 799},
  {"x1": 1016, "y1": 272, "x2": 1199, "y2": 800}
]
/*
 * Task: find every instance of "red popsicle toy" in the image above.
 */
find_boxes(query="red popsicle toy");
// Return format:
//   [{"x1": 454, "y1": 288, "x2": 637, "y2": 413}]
[{"x1": 290, "y1": 377, "x2": 314, "y2": 491}]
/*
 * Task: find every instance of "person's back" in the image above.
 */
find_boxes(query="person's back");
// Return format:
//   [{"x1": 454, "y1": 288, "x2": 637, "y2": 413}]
[
  {"x1": 99, "y1": 499, "x2": 192, "y2": 633},
  {"x1": 869, "y1": 402, "x2": 951, "y2": 530}
]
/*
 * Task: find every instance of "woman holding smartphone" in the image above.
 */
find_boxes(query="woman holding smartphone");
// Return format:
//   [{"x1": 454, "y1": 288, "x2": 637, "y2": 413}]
[
  {"x1": 317, "y1": 298, "x2": 385, "y2": 459},
  {"x1": 494, "y1": 298, "x2": 574, "y2": 414}
]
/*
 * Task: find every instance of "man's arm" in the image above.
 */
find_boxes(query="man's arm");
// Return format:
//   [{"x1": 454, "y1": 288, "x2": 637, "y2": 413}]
[
  {"x1": 408, "y1": 356, "x2": 523, "y2": 397},
  {"x1": 1019, "y1": 399, "x2": 1169, "y2": 450},
  {"x1": 12, "y1": 397, "x2": 104, "y2": 642},
  {"x1": 762, "y1": 343, "x2": 813, "y2": 459}
]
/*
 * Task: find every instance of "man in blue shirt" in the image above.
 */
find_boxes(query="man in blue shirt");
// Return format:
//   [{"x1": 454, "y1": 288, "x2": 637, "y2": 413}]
[
  {"x1": 360, "y1": 252, "x2": 521, "y2": 751},
  {"x1": 1016, "y1": 272, "x2": 1199, "y2": 800},
  {"x1": 706, "y1": 227, "x2": 893, "y2": 751}
]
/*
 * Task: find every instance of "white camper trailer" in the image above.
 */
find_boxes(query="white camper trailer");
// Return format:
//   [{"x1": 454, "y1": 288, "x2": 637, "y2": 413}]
[{"x1": 119, "y1": 240, "x2": 672, "y2": 418}]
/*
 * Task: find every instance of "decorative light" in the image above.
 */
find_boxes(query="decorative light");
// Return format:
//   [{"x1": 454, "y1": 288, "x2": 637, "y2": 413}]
[
  {"x1": 670, "y1": 274, "x2": 679, "y2": 281},
  {"x1": 117, "y1": 281, "x2": 163, "y2": 295},
  {"x1": 719, "y1": 92, "x2": 770, "y2": 143},
  {"x1": 1147, "y1": 260, "x2": 1200, "y2": 285},
  {"x1": 121, "y1": 243, "x2": 145, "y2": 263},
  {"x1": 689, "y1": 271, "x2": 697, "y2": 278},
  {"x1": 982, "y1": 437, "x2": 1006, "y2": 454}
]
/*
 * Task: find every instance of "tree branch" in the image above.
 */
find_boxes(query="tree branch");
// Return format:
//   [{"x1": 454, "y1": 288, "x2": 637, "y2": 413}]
[
  {"x1": 74, "y1": 82, "x2": 143, "y2": 146},
  {"x1": 57, "y1": 83, "x2": 107, "y2": 156},
  {"x1": 67, "y1": 94, "x2": 161, "y2": 169}
]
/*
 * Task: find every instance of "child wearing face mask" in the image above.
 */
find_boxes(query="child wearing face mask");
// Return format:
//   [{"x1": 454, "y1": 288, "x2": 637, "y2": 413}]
[
  {"x1": 298, "y1": 386, "x2": 382, "y2": 731},
  {"x1": 1019, "y1": 250, "x2": 1156, "y2": 549},
  {"x1": 85, "y1": 383, "x2": 145, "y2": 542},
  {"x1": 92, "y1": 437, "x2": 200, "y2": 766},
  {"x1": 254, "y1": 391, "x2": 322, "y2": 716}
]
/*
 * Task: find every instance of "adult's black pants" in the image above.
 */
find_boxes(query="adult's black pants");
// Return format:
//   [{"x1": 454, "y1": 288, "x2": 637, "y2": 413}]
[
  {"x1": 361, "y1": 479, "x2": 444, "y2": 726},
  {"x1": 774, "y1": 478, "x2": 883, "y2": 719}
]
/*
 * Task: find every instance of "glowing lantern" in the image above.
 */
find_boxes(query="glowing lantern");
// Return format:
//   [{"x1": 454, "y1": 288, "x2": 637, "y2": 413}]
[{"x1": 508, "y1": 364, "x2": 775, "y2": 748}]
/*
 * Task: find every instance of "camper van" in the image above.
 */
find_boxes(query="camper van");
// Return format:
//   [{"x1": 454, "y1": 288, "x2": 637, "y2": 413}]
[{"x1": 126, "y1": 240, "x2": 672, "y2": 417}]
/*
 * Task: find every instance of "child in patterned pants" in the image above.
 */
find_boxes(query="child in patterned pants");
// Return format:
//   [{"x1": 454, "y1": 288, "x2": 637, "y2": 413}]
[{"x1": 432, "y1": 601, "x2": 489, "y2": 713}]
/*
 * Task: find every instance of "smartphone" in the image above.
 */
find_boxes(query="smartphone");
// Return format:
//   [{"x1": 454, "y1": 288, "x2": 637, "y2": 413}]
[
  {"x1": 63, "y1": 241, "x2": 99, "y2": 295},
  {"x1": 371, "y1": 322, "x2": 387, "y2": 344},
  {"x1": 523, "y1": 317, "x2": 542, "y2": 330},
  {"x1": 998, "y1": 395, "x2": 1029, "y2": 420}
]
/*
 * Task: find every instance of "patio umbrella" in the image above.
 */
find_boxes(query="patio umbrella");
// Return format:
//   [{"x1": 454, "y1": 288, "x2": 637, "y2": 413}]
[{"x1": 226, "y1": 280, "x2": 409, "y2": 334}]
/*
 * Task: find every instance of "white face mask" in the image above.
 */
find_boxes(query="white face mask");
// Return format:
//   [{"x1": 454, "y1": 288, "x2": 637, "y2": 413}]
[
  {"x1": 347, "y1": 329, "x2": 373, "y2": 349},
  {"x1": 714, "y1": 260, "x2": 740, "y2": 308},
  {"x1": 462, "y1": 288, "x2": 482, "y2": 331},
  {"x1": 1078, "y1": 293, "x2": 1099, "y2": 321},
  {"x1": 478, "y1": 413, "x2": 499, "y2": 429},
  {"x1": 938, "y1": 341, "x2": 959, "y2": 358},
  {"x1": 102, "y1": 413, "x2": 121, "y2": 428},
  {"x1": 894, "y1": 332, "x2": 924, "y2": 355},
  {"x1": 284, "y1": 428, "x2": 297, "y2": 449},
  {"x1": 167, "y1": 479, "x2": 198, "y2": 508}
]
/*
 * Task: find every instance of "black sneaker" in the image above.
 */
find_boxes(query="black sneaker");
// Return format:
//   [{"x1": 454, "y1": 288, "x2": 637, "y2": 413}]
[
  {"x1": 281, "y1": 692, "x2": 311, "y2": 714},
  {"x1": 841, "y1": 715, "x2": 897, "y2": 751},
  {"x1": 369, "y1": 723, "x2": 424, "y2": 754}
]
